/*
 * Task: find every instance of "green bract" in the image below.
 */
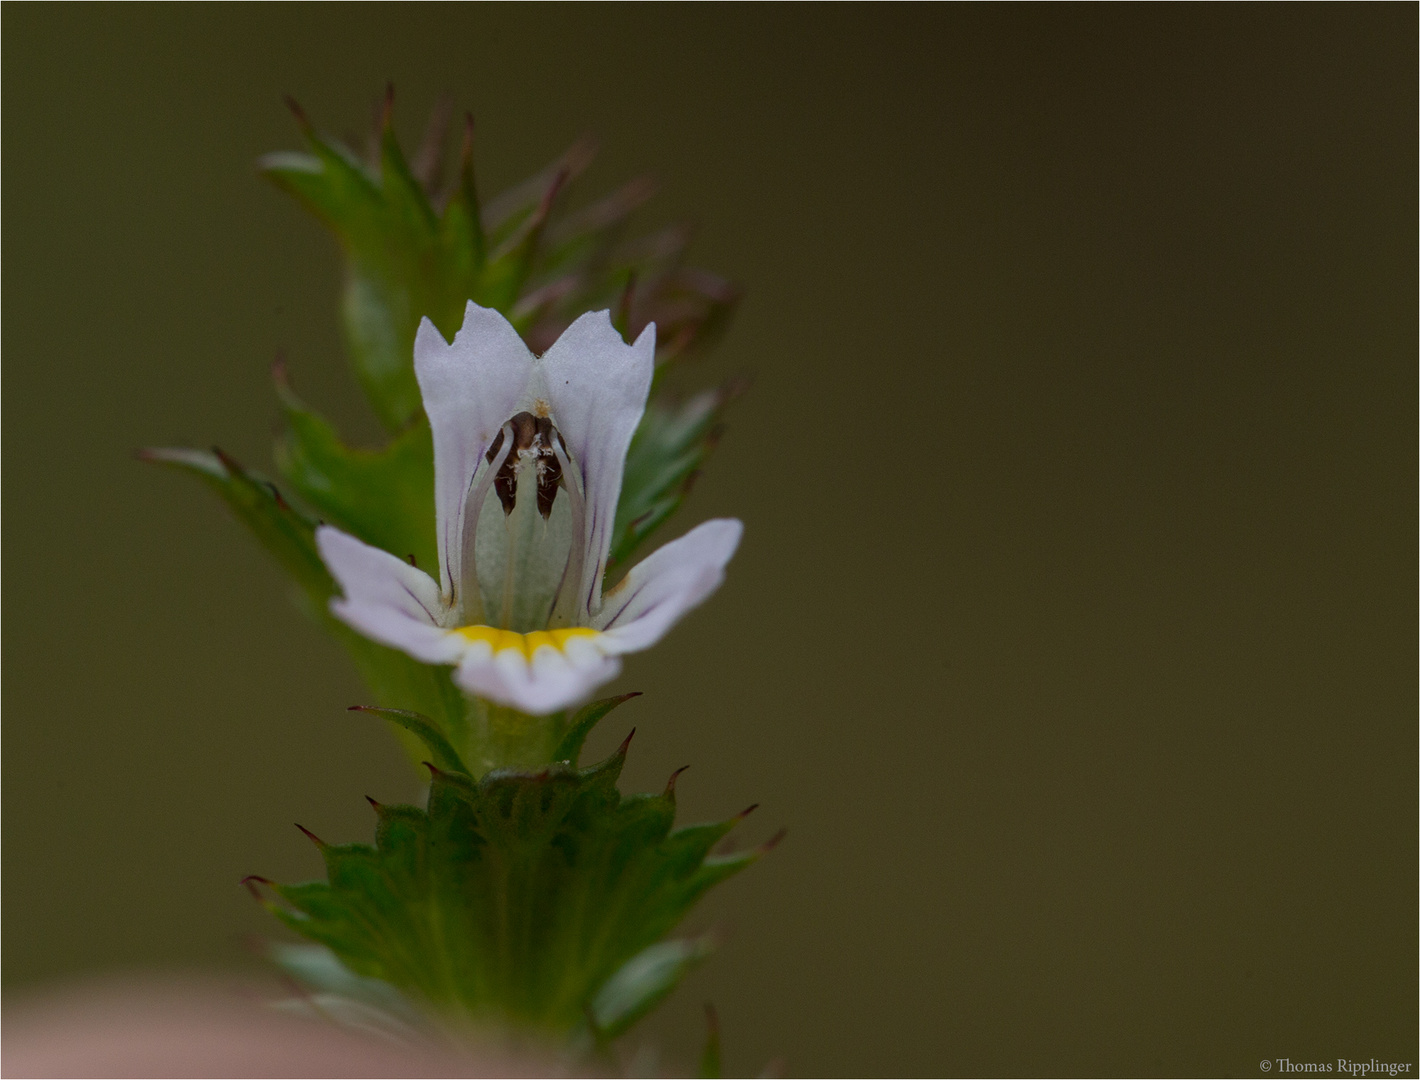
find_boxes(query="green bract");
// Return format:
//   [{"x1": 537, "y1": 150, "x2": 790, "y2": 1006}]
[
  {"x1": 250, "y1": 698, "x2": 776, "y2": 1041},
  {"x1": 260, "y1": 90, "x2": 738, "y2": 436}
]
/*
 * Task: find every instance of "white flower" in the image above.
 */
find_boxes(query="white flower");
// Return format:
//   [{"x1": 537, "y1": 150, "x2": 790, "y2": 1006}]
[{"x1": 315, "y1": 302, "x2": 743, "y2": 715}]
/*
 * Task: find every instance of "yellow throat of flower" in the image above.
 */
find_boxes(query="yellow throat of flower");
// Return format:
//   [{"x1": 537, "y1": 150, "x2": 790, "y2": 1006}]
[{"x1": 453, "y1": 625, "x2": 598, "y2": 659}]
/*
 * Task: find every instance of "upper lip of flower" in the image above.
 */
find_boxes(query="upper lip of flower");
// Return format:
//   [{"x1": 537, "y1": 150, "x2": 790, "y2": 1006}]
[{"x1": 315, "y1": 301, "x2": 743, "y2": 714}]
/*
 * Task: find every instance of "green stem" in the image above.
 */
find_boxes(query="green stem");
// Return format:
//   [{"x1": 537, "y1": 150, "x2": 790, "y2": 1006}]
[{"x1": 461, "y1": 696, "x2": 567, "y2": 775}]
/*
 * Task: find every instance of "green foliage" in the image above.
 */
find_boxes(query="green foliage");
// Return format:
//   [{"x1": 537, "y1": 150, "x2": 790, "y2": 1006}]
[
  {"x1": 261, "y1": 97, "x2": 487, "y2": 430},
  {"x1": 348, "y1": 706, "x2": 467, "y2": 773},
  {"x1": 610, "y1": 381, "x2": 745, "y2": 571},
  {"x1": 553, "y1": 692, "x2": 643, "y2": 767},
  {"x1": 272, "y1": 363, "x2": 437, "y2": 573},
  {"x1": 261, "y1": 91, "x2": 739, "y2": 434},
  {"x1": 589, "y1": 938, "x2": 714, "y2": 1041},
  {"x1": 266, "y1": 941, "x2": 424, "y2": 1041},
  {"x1": 251, "y1": 727, "x2": 773, "y2": 1039},
  {"x1": 347, "y1": 693, "x2": 640, "y2": 781}
]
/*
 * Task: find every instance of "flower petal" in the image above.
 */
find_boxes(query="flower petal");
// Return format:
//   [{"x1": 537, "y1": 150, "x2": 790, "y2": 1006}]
[
  {"x1": 317, "y1": 525, "x2": 464, "y2": 664},
  {"x1": 414, "y1": 302, "x2": 533, "y2": 602},
  {"x1": 540, "y1": 311, "x2": 655, "y2": 622},
  {"x1": 593, "y1": 519, "x2": 743, "y2": 653},
  {"x1": 453, "y1": 635, "x2": 622, "y2": 714}
]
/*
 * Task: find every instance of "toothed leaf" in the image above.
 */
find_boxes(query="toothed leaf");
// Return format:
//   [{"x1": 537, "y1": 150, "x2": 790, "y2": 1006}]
[
  {"x1": 263, "y1": 102, "x2": 738, "y2": 435},
  {"x1": 334, "y1": 632, "x2": 470, "y2": 758},
  {"x1": 257, "y1": 742, "x2": 770, "y2": 1036},
  {"x1": 351, "y1": 707, "x2": 467, "y2": 774},
  {"x1": 553, "y1": 692, "x2": 642, "y2": 767},
  {"x1": 610, "y1": 383, "x2": 743, "y2": 569},
  {"x1": 267, "y1": 942, "x2": 418, "y2": 1022},
  {"x1": 274, "y1": 377, "x2": 436, "y2": 573}
]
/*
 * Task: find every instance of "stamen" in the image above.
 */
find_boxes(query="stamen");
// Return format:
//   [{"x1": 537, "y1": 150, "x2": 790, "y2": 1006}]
[
  {"x1": 486, "y1": 411, "x2": 562, "y2": 520},
  {"x1": 547, "y1": 431, "x2": 587, "y2": 629},
  {"x1": 534, "y1": 415, "x2": 561, "y2": 519},
  {"x1": 488, "y1": 413, "x2": 535, "y2": 516}
]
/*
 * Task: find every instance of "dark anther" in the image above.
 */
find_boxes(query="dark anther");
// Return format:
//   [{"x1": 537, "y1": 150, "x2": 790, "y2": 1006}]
[
  {"x1": 485, "y1": 412, "x2": 563, "y2": 519},
  {"x1": 536, "y1": 417, "x2": 562, "y2": 519}
]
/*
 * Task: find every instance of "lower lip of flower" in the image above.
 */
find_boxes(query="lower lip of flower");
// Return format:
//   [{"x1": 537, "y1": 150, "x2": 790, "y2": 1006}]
[{"x1": 451, "y1": 625, "x2": 599, "y2": 659}]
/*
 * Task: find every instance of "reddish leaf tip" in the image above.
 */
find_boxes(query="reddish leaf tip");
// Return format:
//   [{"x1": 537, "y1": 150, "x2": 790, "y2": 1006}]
[
  {"x1": 457, "y1": 112, "x2": 477, "y2": 171},
  {"x1": 282, "y1": 95, "x2": 311, "y2": 131},
  {"x1": 736, "y1": 803, "x2": 760, "y2": 820},
  {"x1": 240, "y1": 875, "x2": 273, "y2": 901},
  {"x1": 759, "y1": 827, "x2": 788, "y2": 854},
  {"x1": 538, "y1": 167, "x2": 570, "y2": 217},
  {"x1": 294, "y1": 823, "x2": 325, "y2": 848},
  {"x1": 665, "y1": 764, "x2": 691, "y2": 796},
  {"x1": 365, "y1": 795, "x2": 382, "y2": 811},
  {"x1": 617, "y1": 727, "x2": 637, "y2": 755},
  {"x1": 210, "y1": 446, "x2": 241, "y2": 473},
  {"x1": 381, "y1": 82, "x2": 395, "y2": 125}
]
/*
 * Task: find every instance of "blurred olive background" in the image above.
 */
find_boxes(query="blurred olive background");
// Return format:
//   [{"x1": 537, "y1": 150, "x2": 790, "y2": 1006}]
[{"x1": 4, "y1": 5, "x2": 1415, "y2": 1076}]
